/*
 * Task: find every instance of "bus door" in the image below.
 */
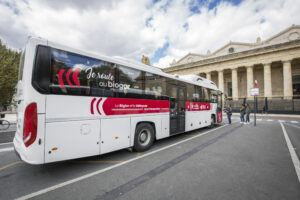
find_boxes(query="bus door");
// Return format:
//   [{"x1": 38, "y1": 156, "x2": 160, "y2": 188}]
[
  {"x1": 217, "y1": 92, "x2": 223, "y2": 123},
  {"x1": 167, "y1": 84, "x2": 186, "y2": 135}
]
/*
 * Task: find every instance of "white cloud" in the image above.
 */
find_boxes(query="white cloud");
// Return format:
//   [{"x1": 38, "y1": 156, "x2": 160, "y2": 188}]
[
  {"x1": 153, "y1": 55, "x2": 175, "y2": 68},
  {"x1": 0, "y1": 0, "x2": 300, "y2": 69},
  {"x1": 155, "y1": 0, "x2": 300, "y2": 68}
]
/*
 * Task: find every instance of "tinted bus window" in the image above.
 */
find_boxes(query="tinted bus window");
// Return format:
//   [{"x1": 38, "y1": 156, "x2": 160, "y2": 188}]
[
  {"x1": 145, "y1": 72, "x2": 162, "y2": 99},
  {"x1": 186, "y1": 84, "x2": 194, "y2": 102},
  {"x1": 33, "y1": 46, "x2": 51, "y2": 93},
  {"x1": 49, "y1": 48, "x2": 116, "y2": 97},
  {"x1": 211, "y1": 90, "x2": 218, "y2": 103},
  {"x1": 203, "y1": 87, "x2": 210, "y2": 102},
  {"x1": 194, "y1": 86, "x2": 202, "y2": 102},
  {"x1": 116, "y1": 65, "x2": 143, "y2": 98}
]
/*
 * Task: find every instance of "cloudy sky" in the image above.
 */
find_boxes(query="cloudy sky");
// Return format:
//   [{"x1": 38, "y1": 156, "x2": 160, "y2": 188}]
[{"x1": 0, "y1": 0, "x2": 300, "y2": 68}]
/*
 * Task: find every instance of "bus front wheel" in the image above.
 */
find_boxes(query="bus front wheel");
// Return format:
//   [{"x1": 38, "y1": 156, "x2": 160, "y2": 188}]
[{"x1": 134, "y1": 123, "x2": 155, "y2": 152}]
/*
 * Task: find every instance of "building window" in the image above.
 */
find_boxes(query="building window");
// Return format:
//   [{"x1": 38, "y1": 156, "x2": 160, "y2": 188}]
[
  {"x1": 187, "y1": 57, "x2": 193, "y2": 63},
  {"x1": 228, "y1": 47, "x2": 235, "y2": 53},
  {"x1": 227, "y1": 82, "x2": 232, "y2": 98},
  {"x1": 293, "y1": 75, "x2": 300, "y2": 98}
]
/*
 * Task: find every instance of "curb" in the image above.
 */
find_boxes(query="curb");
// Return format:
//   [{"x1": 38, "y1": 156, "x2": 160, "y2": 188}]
[{"x1": 230, "y1": 113, "x2": 300, "y2": 118}]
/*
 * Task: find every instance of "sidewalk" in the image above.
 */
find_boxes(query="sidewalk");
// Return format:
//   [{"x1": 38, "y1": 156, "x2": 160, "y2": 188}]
[{"x1": 231, "y1": 112, "x2": 300, "y2": 118}]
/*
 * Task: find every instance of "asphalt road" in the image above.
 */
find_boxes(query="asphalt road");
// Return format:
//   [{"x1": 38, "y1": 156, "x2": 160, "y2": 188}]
[
  {"x1": 0, "y1": 124, "x2": 16, "y2": 143},
  {"x1": 0, "y1": 118, "x2": 300, "y2": 200}
]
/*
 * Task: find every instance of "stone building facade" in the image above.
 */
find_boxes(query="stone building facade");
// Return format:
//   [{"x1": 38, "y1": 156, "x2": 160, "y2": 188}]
[{"x1": 164, "y1": 25, "x2": 300, "y2": 113}]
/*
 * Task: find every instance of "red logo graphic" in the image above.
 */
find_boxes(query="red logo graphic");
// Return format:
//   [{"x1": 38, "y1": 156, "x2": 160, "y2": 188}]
[
  {"x1": 90, "y1": 98, "x2": 97, "y2": 114},
  {"x1": 58, "y1": 68, "x2": 81, "y2": 88},
  {"x1": 96, "y1": 98, "x2": 103, "y2": 115},
  {"x1": 90, "y1": 97, "x2": 103, "y2": 115}
]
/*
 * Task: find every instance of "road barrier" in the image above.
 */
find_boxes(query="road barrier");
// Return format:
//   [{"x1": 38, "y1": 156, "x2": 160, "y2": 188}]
[{"x1": 226, "y1": 95, "x2": 300, "y2": 114}]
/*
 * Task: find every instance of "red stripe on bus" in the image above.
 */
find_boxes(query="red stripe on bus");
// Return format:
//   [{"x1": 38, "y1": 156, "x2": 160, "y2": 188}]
[
  {"x1": 102, "y1": 98, "x2": 169, "y2": 115},
  {"x1": 90, "y1": 98, "x2": 97, "y2": 114},
  {"x1": 73, "y1": 68, "x2": 81, "y2": 87},
  {"x1": 58, "y1": 69, "x2": 65, "y2": 88},
  {"x1": 96, "y1": 98, "x2": 102, "y2": 115},
  {"x1": 66, "y1": 69, "x2": 74, "y2": 88}
]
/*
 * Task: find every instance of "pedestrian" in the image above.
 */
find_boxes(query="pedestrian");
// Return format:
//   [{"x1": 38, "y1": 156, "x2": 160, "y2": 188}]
[
  {"x1": 262, "y1": 106, "x2": 266, "y2": 114},
  {"x1": 240, "y1": 104, "x2": 245, "y2": 123},
  {"x1": 224, "y1": 104, "x2": 232, "y2": 124},
  {"x1": 245, "y1": 103, "x2": 251, "y2": 124}
]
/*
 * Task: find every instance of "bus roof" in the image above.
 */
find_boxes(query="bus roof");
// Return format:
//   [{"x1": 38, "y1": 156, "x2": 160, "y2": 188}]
[{"x1": 29, "y1": 37, "x2": 220, "y2": 91}]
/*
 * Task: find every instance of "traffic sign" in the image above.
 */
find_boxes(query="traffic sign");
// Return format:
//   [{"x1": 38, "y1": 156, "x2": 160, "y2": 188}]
[{"x1": 250, "y1": 88, "x2": 259, "y2": 96}]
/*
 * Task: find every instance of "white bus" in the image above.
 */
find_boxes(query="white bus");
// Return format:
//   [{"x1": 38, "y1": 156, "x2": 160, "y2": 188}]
[{"x1": 14, "y1": 37, "x2": 223, "y2": 164}]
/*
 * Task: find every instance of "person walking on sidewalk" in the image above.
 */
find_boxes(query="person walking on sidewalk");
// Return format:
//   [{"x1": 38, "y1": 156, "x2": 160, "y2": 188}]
[
  {"x1": 224, "y1": 104, "x2": 232, "y2": 124},
  {"x1": 240, "y1": 104, "x2": 246, "y2": 123},
  {"x1": 245, "y1": 103, "x2": 251, "y2": 124}
]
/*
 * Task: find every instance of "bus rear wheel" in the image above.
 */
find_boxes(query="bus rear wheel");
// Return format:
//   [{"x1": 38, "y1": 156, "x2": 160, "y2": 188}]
[{"x1": 134, "y1": 123, "x2": 155, "y2": 152}]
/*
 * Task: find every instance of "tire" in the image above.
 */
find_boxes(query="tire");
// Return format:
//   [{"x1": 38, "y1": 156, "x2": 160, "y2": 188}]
[
  {"x1": 0, "y1": 120, "x2": 10, "y2": 130},
  {"x1": 208, "y1": 115, "x2": 215, "y2": 129},
  {"x1": 133, "y1": 123, "x2": 155, "y2": 152}
]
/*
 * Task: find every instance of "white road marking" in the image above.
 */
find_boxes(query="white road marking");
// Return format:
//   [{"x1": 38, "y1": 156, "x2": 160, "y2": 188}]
[
  {"x1": 278, "y1": 120, "x2": 285, "y2": 123},
  {"x1": 290, "y1": 121, "x2": 299, "y2": 124},
  {"x1": 15, "y1": 124, "x2": 230, "y2": 200},
  {"x1": 0, "y1": 142, "x2": 13, "y2": 146},
  {"x1": 267, "y1": 119, "x2": 273, "y2": 122},
  {"x1": 279, "y1": 122, "x2": 300, "y2": 183},
  {"x1": 0, "y1": 147, "x2": 14, "y2": 153},
  {"x1": 257, "y1": 119, "x2": 262, "y2": 121}
]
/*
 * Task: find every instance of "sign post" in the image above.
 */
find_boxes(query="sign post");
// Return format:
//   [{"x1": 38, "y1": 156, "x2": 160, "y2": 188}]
[{"x1": 250, "y1": 88, "x2": 259, "y2": 126}]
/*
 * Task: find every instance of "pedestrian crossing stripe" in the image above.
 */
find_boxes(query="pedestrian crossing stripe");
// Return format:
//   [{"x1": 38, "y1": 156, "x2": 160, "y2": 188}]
[{"x1": 291, "y1": 121, "x2": 299, "y2": 123}]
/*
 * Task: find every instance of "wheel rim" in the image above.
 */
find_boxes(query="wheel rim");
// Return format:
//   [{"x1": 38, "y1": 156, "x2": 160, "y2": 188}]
[
  {"x1": 138, "y1": 129, "x2": 151, "y2": 146},
  {"x1": 0, "y1": 120, "x2": 9, "y2": 130}
]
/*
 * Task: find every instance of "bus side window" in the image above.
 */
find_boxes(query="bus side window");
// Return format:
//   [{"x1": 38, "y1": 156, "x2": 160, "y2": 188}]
[
  {"x1": 32, "y1": 45, "x2": 51, "y2": 93},
  {"x1": 186, "y1": 84, "x2": 194, "y2": 102},
  {"x1": 145, "y1": 72, "x2": 163, "y2": 100},
  {"x1": 116, "y1": 65, "x2": 144, "y2": 99},
  {"x1": 170, "y1": 97, "x2": 176, "y2": 116}
]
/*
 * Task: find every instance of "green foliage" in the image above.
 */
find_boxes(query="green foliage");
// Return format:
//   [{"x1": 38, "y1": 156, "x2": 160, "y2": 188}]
[{"x1": 0, "y1": 39, "x2": 20, "y2": 108}]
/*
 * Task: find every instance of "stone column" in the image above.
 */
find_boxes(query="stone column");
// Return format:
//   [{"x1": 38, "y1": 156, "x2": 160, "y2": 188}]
[
  {"x1": 246, "y1": 65, "x2": 254, "y2": 99},
  {"x1": 218, "y1": 70, "x2": 224, "y2": 93},
  {"x1": 231, "y1": 68, "x2": 238, "y2": 100},
  {"x1": 264, "y1": 63, "x2": 272, "y2": 98},
  {"x1": 282, "y1": 60, "x2": 293, "y2": 99},
  {"x1": 206, "y1": 72, "x2": 211, "y2": 81}
]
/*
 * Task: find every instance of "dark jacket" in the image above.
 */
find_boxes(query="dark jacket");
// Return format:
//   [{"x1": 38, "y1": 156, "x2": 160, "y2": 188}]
[
  {"x1": 245, "y1": 106, "x2": 251, "y2": 114},
  {"x1": 225, "y1": 107, "x2": 232, "y2": 115},
  {"x1": 240, "y1": 107, "x2": 246, "y2": 115}
]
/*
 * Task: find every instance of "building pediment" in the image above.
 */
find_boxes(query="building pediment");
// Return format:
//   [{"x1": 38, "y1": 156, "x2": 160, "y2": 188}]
[
  {"x1": 212, "y1": 42, "x2": 255, "y2": 57},
  {"x1": 176, "y1": 53, "x2": 207, "y2": 65},
  {"x1": 169, "y1": 24, "x2": 300, "y2": 68},
  {"x1": 263, "y1": 25, "x2": 300, "y2": 45}
]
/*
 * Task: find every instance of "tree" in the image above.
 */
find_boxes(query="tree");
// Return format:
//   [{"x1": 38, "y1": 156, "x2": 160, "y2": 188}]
[{"x1": 0, "y1": 39, "x2": 20, "y2": 110}]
